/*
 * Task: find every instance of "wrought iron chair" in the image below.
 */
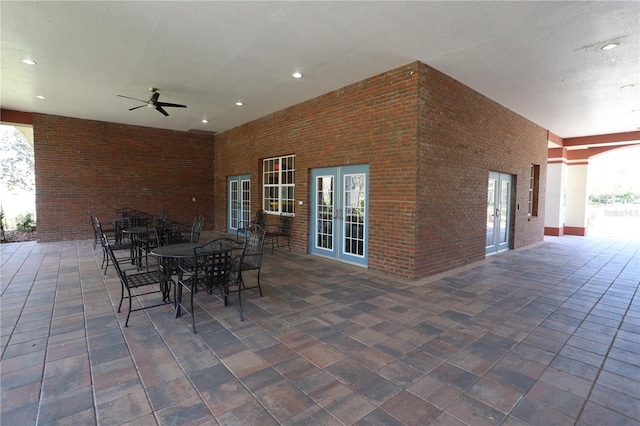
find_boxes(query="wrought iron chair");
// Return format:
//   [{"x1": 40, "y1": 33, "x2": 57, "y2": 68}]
[
  {"x1": 95, "y1": 217, "x2": 133, "y2": 274},
  {"x1": 265, "y1": 213, "x2": 294, "y2": 253},
  {"x1": 236, "y1": 209, "x2": 266, "y2": 242},
  {"x1": 176, "y1": 239, "x2": 236, "y2": 333},
  {"x1": 228, "y1": 224, "x2": 266, "y2": 320},
  {"x1": 155, "y1": 208, "x2": 169, "y2": 226},
  {"x1": 189, "y1": 214, "x2": 205, "y2": 243},
  {"x1": 89, "y1": 210, "x2": 115, "y2": 250},
  {"x1": 102, "y1": 235, "x2": 174, "y2": 327}
]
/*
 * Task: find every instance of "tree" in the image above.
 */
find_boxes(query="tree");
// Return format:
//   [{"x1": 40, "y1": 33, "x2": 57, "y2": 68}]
[{"x1": 0, "y1": 126, "x2": 35, "y2": 192}]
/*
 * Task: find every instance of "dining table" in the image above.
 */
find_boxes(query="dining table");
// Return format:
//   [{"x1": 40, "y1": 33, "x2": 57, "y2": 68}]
[
  {"x1": 122, "y1": 226, "x2": 156, "y2": 267},
  {"x1": 108, "y1": 216, "x2": 129, "y2": 244},
  {"x1": 151, "y1": 240, "x2": 240, "y2": 320}
]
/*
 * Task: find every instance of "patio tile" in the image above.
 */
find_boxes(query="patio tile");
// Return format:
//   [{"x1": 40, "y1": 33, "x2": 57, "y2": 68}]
[
  {"x1": 355, "y1": 408, "x2": 404, "y2": 426},
  {"x1": 578, "y1": 401, "x2": 640, "y2": 425},
  {"x1": 511, "y1": 396, "x2": 576, "y2": 425},
  {"x1": 258, "y1": 383, "x2": 314, "y2": 422},
  {"x1": 467, "y1": 377, "x2": 523, "y2": 413},
  {"x1": 320, "y1": 387, "x2": 376, "y2": 424},
  {"x1": 380, "y1": 390, "x2": 440, "y2": 426},
  {"x1": 408, "y1": 375, "x2": 462, "y2": 409},
  {"x1": 350, "y1": 371, "x2": 403, "y2": 406},
  {"x1": 1, "y1": 236, "x2": 639, "y2": 425},
  {"x1": 444, "y1": 394, "x2": 506, "y2": 425},
  {"x1": 281, "y1": 404, "x2": 340, "y2": 426},
  {"x1": 538, "y1": 366, "x2": 594, "y2": 398},
  {"x1": 326, "y1": 357, "x2": 373, "y2": 385},
  {"x1": 524, "y1": 380, "x2": 585, "y2": 418},
  {"x1": 428, "y1": 362, "x2": 480, "y2": 392}
]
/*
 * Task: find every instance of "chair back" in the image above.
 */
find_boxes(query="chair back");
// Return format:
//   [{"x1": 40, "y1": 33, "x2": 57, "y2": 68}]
[
  {"x1": 101, "y1": 234, "x2": 127, "y2": 284},
  {"x1": 190, "y1": 214, "x2": 205, "y2": 243},
  {"x1": 241, "y1": 224, "x2": 266, "y2": 270},
  {"x1": 154, "y1": 208, "x2": 169, "y2": 226},
  {"x1": 89, "y1": 210, "x2": 99, "y2": 236},
  {"x1": 277, "y1": 213, "x2": 294, "y2": 237},
  {"x1": 155, "y1": 222, "x2": 185, "y2": 247},
  {"x1": 194, "y1": 240, "x2": 233, "y2": 292},
  {"x1": 94, "y1": 217, "x2": 106, "y2": 240},
  {"x1": 254, "y1": 210, "x2": 267, "y2": 229}
]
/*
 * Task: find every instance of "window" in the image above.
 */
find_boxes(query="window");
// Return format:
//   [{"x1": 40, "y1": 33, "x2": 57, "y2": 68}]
[
  {"x1": 528, "y1": 164, "x2": 540, "y2": 217},
  {"x1": 263, "y1": 155, "x2": 295, "y2": 214}
]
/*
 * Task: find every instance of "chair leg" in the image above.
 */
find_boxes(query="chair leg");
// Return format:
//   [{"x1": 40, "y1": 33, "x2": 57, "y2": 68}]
[
  {"x1": 256, "y1": 270, "x2": 263, "y2": 297},
  {"x1": 175, "y1": 282, "x2": 183, "y2": 318},
  {"x1": 190, "y1": 282, "x2": 196, "y2": 333},
  {"x1": 238, "y1": 276, "x2": 244, "y2": 321},
  {"x1": 124, "y1": 288, "x2": 133, "y2": 327},
  {"x1": 117, "y1": 282, "x2": 125, "y2": 313},
  {"x1": 101, "y1": 249, "x2": 107, "y2": 270}
]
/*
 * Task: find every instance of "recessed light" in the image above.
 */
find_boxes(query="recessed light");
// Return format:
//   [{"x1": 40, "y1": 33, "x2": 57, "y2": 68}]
[
  {"x1": 601, "y1": 43, "x2": 619, "y2": 50},
  {"x1": 292, "y1": 72, "x2": 303, "y2": 79},
  {"x1": 201, "y1": 119, "x2": 208, "y2": 124},
  {"x1": 36, "y1": 95, "x2": 46, "y2": 99},
  {"x1": 621, "y1": 84, "x2": 635, "y2": 90},
  {"x1": 22, "y1": 59, "x2": 37, "y2": 65},
  {"x1": 235, "y1": 101, "x2": 244, "y2": 106}
]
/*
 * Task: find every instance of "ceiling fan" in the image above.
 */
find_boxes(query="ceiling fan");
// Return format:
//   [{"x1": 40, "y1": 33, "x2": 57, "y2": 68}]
[{"x1": 117, "y1": 88, "x2": 186, "y2": 116}]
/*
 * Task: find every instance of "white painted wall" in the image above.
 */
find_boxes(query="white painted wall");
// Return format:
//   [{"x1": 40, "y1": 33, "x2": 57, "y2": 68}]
[
  {"x1": 544, "y1": 162, "x2": 566, "y2": 229},
  {"x1": 565, "y1": 163, "x2": 589, "y2": 229}
]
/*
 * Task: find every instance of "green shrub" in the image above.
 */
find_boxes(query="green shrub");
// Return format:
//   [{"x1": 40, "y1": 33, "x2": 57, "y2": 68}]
[
  {"x1": 15, "y1": 212, "x2": 35, "y2": 231},
  {"x1": 0, "y1": 207, "x2": 5, "y2": 242}
]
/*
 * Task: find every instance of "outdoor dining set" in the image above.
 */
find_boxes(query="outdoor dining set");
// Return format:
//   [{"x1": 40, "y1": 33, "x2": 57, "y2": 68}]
[{"x1": 87, "y1": 208, "x2": 287, "y2": 333}]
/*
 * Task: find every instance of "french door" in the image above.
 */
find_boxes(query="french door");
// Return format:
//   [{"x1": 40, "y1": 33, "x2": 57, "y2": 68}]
[
  {"x1": 310, "y1": 165, "x2": 368, "y2": 266},
  {"x1": 486, "y1": 171, "x2": 513, "y2": 254},
  {"x1": 227, "y1": 175, "x2": 251, "y2": 235}
]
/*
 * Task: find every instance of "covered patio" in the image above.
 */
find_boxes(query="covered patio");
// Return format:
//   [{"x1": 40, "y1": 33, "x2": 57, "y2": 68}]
[{"x1": 1, "y1": 233, "x2": 639, "y2": 425}]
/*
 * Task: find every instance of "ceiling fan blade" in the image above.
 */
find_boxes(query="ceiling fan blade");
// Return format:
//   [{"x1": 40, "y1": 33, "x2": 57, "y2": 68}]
[
  {"x1": 157, "y1": 102, "x2": 187, "y2": 108},
  {"x1": 128, "y1": 105, "x2": 147, "y2": 111},
  {"x1": 156, "y1": 106, "x2": 169, "y2": 116},
  {"x1": 150, "y1": 92, "x2": 160, "y2": 103},
  {"x1": 118, "y1": 94, "x2": 148, "y2": 103}
]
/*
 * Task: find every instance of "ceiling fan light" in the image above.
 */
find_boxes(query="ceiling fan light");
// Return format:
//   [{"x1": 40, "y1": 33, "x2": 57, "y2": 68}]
[
  {"x1": 22, "y1": 59, "x2": 37, "y2": 65},
  {"x1": 235, "y1": 101, "x2": 244, "y2": 106},
  {"x1": 601, "y1": 43, "x2": 619, "y2": 50},
  {"x1": 36, "y1": 95, "x2": 46, "y2": 99},
  {"x1": 292, "y1": 72, "x2": 303, "y2": 79},
  {"x1": 202, "y1": 119, "x2": 208, "y2": 124}
]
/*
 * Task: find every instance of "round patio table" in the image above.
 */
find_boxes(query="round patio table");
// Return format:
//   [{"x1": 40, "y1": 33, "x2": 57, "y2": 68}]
[
  {"x1": 151, "y1": 241, "x2": 236, "y2": 324},
  {"x1": 150, "y1": 242, "x2": 203, "y2": 259},
  {"x1": 122, "y1": 226, "x2": 156, "y2": 267}
]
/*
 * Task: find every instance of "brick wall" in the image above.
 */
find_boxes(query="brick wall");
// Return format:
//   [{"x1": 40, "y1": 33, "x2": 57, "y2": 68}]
[
  {"x1": 214, "y1": 61, "x2": 547, "y2": 280},
  {"x1": 29, "y1": 59, "x2": 547, "y2": 279},
  {"x1": 214, "y1": 64, "x2": 420, "y2": 278},
  {"x1": 33, "y1": 114, "x2": 215, "y2": 242},
  {"x1": 415, "y1": 62, "x2": 548, "y2": 278}
]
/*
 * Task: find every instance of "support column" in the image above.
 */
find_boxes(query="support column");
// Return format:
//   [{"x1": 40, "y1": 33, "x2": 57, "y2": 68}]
[
  {"x1": 545, "y1": 148, "x2": 567, "y2": 236},
  {"x1": 564, "y1": 159, "x2": 589, "y2": 236}
]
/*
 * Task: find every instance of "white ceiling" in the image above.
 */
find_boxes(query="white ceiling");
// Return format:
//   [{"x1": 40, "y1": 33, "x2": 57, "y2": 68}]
[{"x1": 1, "y1": 1, "x2": 638, "y2": 139}]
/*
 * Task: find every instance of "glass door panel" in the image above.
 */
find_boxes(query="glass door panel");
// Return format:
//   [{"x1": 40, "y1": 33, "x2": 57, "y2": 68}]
[
  {"x1": 227, "y1": 175, "x2": 250, "y2": 234},
  {"x1": 315, "y1": 175, "x2": 334, "y2": 251},
  {"x1": 310, "y1": 165, "x2": 368, "y2": 266},
  {"x1": 343, "y1": 173, "x2": 365, "y2": 257},
  {"x1": 486, "y1": 171, "x2": 513, "y2": 254}
]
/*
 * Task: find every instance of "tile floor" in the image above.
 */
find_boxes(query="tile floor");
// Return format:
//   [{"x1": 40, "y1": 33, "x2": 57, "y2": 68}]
[{"x1": 1, "y1": 233, "x2": 639, "y2": 425}]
